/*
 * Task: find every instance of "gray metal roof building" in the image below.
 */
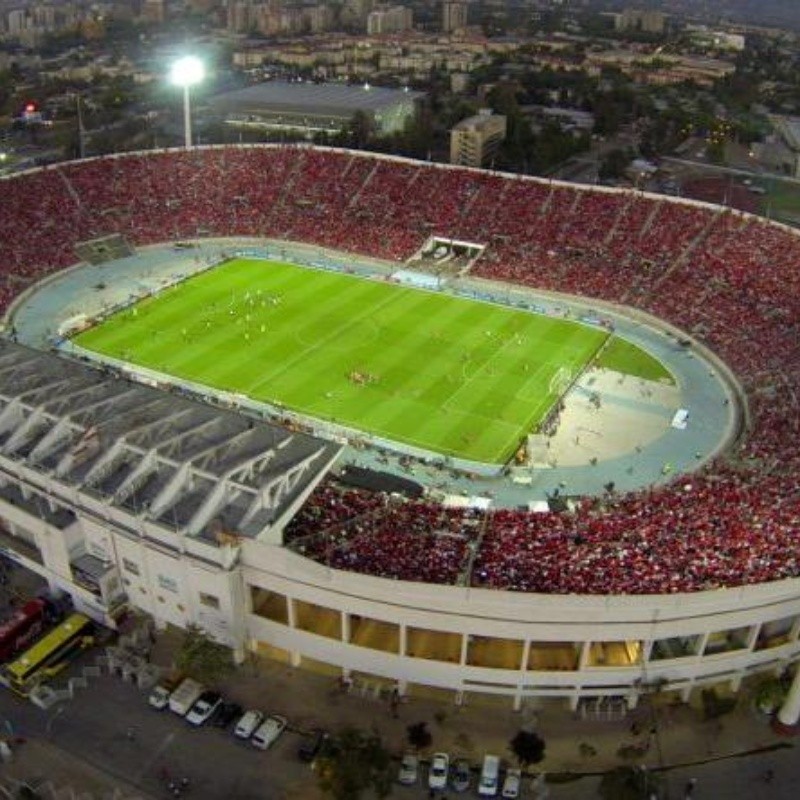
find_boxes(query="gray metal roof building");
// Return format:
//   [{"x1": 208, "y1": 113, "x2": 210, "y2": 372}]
[{"x1": 210, "y1": 81, "x2": 424, "y2": 136}]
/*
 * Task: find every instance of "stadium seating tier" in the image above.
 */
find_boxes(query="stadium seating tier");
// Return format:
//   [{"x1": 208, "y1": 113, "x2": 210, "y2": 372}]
[{"x1": 3, "y1": 145, "x2": 799, "y2": 595}]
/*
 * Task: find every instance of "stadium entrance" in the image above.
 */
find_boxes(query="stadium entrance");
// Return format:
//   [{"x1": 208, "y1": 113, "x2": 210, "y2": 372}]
[{"x1": 405, "y1": 237, "x2": 485, "y2": 281}]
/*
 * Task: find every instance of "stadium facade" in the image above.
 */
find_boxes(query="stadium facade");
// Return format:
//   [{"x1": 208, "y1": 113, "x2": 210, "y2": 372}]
[{"x1": 0, "y1": 146, "x2": 799, "y2": 718}]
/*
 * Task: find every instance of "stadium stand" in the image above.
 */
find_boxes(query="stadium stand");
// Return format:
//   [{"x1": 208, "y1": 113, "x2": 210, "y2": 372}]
[{"x1": 1, "y1": 145, "x2": 799, "y2": 596}]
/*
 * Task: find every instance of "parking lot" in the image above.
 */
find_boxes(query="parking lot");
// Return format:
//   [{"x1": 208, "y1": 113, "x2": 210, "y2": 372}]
[
  {"x1": 0, "y1": 663, "x2": 547, "y2": 799},
  {"x1": 0, "y1": 670, "x2": 324, "y2": 799}
]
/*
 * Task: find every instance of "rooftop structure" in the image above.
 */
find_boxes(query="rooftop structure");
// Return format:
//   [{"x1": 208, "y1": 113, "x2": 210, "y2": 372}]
[
  {"x1": 209, "y1": 81, "x2": 423, "y2": 136},
  {"x1": 450, "y1": 111, "x2": 507, "y2": 167},
  {"x1": 0, "y1": 341, "x2": 339, "y2": 546}
]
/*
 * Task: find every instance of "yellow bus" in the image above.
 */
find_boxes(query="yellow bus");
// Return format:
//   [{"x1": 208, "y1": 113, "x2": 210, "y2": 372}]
[{"x1": 1, "y1": 612, "x2": 94, "y2": 696}]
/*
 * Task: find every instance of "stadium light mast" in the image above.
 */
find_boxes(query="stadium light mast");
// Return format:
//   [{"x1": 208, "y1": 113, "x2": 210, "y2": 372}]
[{"x1": 170, "y1": 56, "x2": 204, "y2": 149}]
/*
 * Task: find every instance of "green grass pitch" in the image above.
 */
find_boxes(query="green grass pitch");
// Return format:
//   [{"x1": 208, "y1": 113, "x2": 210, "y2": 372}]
[{"x1": 73, "y1": 258, "x2": 610, "y2": 463}]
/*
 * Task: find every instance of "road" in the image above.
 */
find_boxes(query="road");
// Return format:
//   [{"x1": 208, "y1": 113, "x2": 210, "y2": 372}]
[
  {"x1": 1, "y1": 673, "x2": 799, "y2": 800},
  {"x1": 0, "y1": 675, "x2": 314, "y2": 799}
]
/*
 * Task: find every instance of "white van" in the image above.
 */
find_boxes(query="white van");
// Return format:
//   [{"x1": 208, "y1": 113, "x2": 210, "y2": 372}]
[
  {"x1": 251, "y1": 714, "x2": 287, "y2": 750},
  {"x1": 478, "y1": 754, "x2": 500, "y2": 797}
]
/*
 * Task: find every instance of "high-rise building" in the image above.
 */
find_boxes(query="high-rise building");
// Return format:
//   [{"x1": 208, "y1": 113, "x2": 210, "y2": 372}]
[
  {"x1": 304, "y1": 5, "x2": 334, "y2": 34},
  {"x1": 442, "y1": 0, "x2": 467, "y2": 33},
  {"x1": 7, "y1": 8, "x2": 29, "y2": 35},
  {"x1": 615, "y1": 8, "x2": 667, "y2": 35},
  {"x1": 342, "y1": 0, "x2": 376, "y2": 28},
  {"x1": 227, "y1": 0, "x2": 252, "y2": 32},
  {"x1": 367, "y1": 5, "x2": 413, "y2": 35},
  {"x1": 141, "y1": 0, "x2": 165, "y2": 24}
]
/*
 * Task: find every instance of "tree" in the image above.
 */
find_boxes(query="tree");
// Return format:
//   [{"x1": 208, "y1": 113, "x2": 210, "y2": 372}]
[
  {"x1": 599, "y1": 148, "x2": 632, "y2": 181},
  {"x1": 175, "y1": 624, "x2": 235, "y2": 685},
  {"x1": 598, "y1": 765, "x2": 663, "y2": 800},
  {"x1": 406, "y1": 720, "x2": 432, "y2": 751},
  {"x1": 348, "y1": 110, "x2": 376, "y2": 149},
  {"x1": 509, "y1": 729, "x2": 546, "y2": 767},
  {"x1": 487, "y1": 82, "x2": 522, "y2": 119},
  {"x1": 593, "y1": 95, "x2": 625, "y2": 136},
  {"x1": 754, "y1": 677, "x2": 788, "y2": 715},
  {"x1": 317, "y1": 726, "x2": 394, "y2": 800}
]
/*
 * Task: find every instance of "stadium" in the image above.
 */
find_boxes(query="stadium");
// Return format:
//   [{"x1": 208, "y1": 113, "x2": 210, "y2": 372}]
[{"x1": 0, "y1": 145, "x2": 799, "y2": 716}]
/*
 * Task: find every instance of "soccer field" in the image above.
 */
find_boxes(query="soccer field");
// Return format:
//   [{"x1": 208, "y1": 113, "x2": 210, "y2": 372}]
[{"x1": 72, "y1": 259, "x2": 609, "y2": 463}]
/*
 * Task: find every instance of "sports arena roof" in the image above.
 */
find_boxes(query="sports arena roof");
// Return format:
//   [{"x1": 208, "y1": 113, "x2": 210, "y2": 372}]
[
  {"x1": 0, "y1": 341, "x2": 340, "y2": 543},
  {"x1": 213, "y1": 80, "x2": 423, "y2": 116},
  {"x1": 209, "y1": 81, "x2": 423, "y2": 134}
]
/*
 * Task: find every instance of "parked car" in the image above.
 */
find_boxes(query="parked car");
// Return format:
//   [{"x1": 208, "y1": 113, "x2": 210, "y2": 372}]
[
  {"x1": 252, "y1": 714, "x2": 288, "y2": 750},
  {"x1": 450, "y1": 758, "x2": 471, "y2": 792},
  {"x1": 234, "y1": 709, "x2": 264, "y2": 739},
  {"x1": 148, "y1": 685, "x2": 172, "y2": 711},
  {"x1": 186, "y1": 690, "x2": 223, "y2": 726},
  {"x1": 397, "y1": 752, "x2": 419, "y2": 785},
  {"x1": 478, "y1": 755, "x2": 501, "y2": 797},
  {"x1": 147, "y1": 672, "x2": 185, "y2": 710},
  {"x1": 298, "y1": 727, "x2": 328, "y2": 763},
  {"x1": 168, "y1": 678, "x2": 205, "y2": 716},
  {"x1": 501, "y1": 768, "x2": 521, "y2": 799},
  {"x1": 428, "y1": 752, "x2": 449, "y2": 790},
  {"x1": 212, "y1": 702, "x2": 243, "y2": 730}
]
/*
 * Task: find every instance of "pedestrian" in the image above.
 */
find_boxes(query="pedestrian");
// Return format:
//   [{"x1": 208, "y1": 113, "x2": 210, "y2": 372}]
[
  {"x1": 685, "y1": 777, "x2": 697, "y2": 798},
  {"x1": 762, "y1": 768, "x2": 774, "y2": 784}
]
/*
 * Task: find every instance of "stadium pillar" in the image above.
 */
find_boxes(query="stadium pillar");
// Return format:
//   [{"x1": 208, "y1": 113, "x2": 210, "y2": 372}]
[{"x1": 775, "y1": 667, "x2": 800, "y2": 733}]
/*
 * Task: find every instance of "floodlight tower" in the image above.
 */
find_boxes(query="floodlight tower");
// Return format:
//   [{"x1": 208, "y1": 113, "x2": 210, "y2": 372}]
[{"x1": 170, "y1": 56, "x2": 204, "y2": 149}]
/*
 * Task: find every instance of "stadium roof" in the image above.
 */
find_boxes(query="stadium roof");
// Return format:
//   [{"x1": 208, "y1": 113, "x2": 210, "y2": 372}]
[
  {"x1": 210, "y1": 80, "x2": 424, "y2": 118},
  {"x1": 0, "y1": 341, "x2": 340, "y2": 544}
]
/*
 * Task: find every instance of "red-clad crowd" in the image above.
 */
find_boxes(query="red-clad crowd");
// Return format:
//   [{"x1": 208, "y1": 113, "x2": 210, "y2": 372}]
[
  {"x1": 1, "y1": 145, "x2": 799, "y2": 595},
  {"x1": 284, "y1": 483, "x2": 482, "y2": 585}
]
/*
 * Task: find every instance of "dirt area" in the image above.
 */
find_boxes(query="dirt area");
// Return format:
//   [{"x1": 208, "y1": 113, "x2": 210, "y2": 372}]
[{"x1": 544, "y1": 368, "x2": 680, "y2": 468}]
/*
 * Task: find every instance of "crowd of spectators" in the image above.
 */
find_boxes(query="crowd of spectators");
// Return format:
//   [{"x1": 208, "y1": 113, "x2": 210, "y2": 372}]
[
  {"x1": 1, "y1": 144, "x2": 799, "y2": 595},
  {"x1": 284, "y1": 482, "x2": 482, "y2": 584}
]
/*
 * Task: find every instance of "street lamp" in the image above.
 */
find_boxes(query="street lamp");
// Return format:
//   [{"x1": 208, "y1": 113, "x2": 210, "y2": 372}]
[{"x1": 170, "y1": 55, "x2": 204, "y2": 149}]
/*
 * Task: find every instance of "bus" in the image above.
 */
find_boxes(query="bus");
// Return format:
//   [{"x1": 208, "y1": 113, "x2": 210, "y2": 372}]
[
  {"x1": 0, "y1": 599, "x2": 48, "y2": 663},
  {"x1": 0, "y1": 613, "x2": 94, "y2": 696}
]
